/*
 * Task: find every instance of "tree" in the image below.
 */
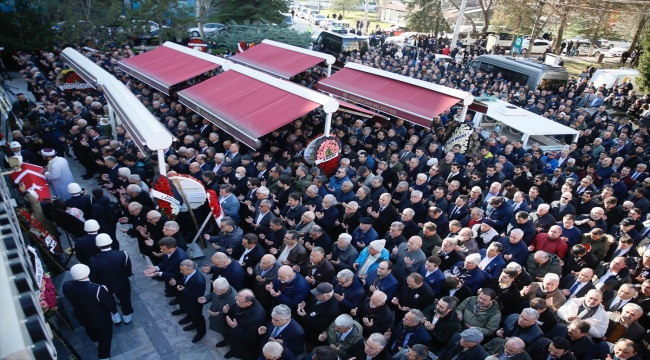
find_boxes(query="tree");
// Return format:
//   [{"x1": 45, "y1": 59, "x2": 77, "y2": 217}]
[
  {"x1": 447, "y1": 0, "x2": 495, "y2": 34},
  {"x1": 404, "y1": 0, "x2": 450, "y2": 36},
  {"x1": 50, "y1": 0, "x2": 128, "y2": 46},
  {"x1": 214, "y1": 0, "x2": 289, "y2": 24},
  {"x1": 636, "y1": 27, "x2": 650, "y2": 92},
  {"x1": 0, "y1": 0, "x2": 56, "y2": 53},
  {"x1": 129, "y1": 0, "x2": 196, "y2": 43},
  {"x1": 331, "y1": 0, "x2": 362, "y2": 17},
  {"x1": 214, "y1": 21, "x2": 308, "y2": 49}
]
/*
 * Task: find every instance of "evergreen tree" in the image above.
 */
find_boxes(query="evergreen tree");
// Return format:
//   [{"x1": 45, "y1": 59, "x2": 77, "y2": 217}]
[
  {"x1": 404, "y1": 0, "x2": 450, "y2": 35},
  {"x1": 0, "y1": 0, "x2": 56, "y2": 53},
  {"x1": 215, "y1": 0, "x2": 289, "y2": 24},
  {"x1": 129, "y1": 0, "x2": 196, "y2": 43},
  {"x1": 636, "y1": 28, "x2": 650, "y2": 92}
]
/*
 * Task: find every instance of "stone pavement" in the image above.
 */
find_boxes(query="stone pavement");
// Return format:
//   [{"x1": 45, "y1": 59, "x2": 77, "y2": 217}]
[
  {"x1": 53, "y1": 157, "x2": 227, "y2": 360},
  {"x1": 3, "y1": 72, "x2": 230, "y2": 360}
]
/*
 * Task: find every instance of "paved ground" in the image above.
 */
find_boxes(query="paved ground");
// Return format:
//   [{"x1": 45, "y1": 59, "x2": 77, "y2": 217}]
[{"x1": 3, "y1": 73, "x2": 228, "y2": 360}]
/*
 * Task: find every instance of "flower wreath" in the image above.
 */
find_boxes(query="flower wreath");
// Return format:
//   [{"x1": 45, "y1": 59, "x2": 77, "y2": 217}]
[
  {"x1": 16, "y1": 208, "x2": 62, "y2": 255},
  {"x1": 40, "y1": 273, "x2": 58, "y2": 315},
  {"x1": 153, "y1": 176, "x2": 180, "y2": 219},
  {"x1": 305, "y1": 135, "x2": 341, "y2": 176},
  {"x1": 206, "y1": 189, "x2": 224, "y2": 223}
]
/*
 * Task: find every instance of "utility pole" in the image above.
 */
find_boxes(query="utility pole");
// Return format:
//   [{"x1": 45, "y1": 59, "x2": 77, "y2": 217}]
[
  {"x1": 450, "y1": 0, "x2": 468, "y2": 50},
  {"x1": 363, "y1": 0, "x2": 369, "y2": 34}
]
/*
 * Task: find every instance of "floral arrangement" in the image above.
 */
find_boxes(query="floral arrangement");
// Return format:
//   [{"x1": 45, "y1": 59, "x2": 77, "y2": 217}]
[
  {"x1": 16, "y1": 208, "x2": 62, "y2": 255},
  {"x1": 313, "y1": 136, "x2": 341, "y2": 176},
  {"x1": 153, "y1": 176, "x2": 180, "y2": 219},
  {"x1": 173, "y1": 174, "x2": 206, "y2": 189},
  {"x1": 39, "y1": 273, "x2": 58, "y2": 315},
  {"x1": 206, "y1": 189, "x2": 224, "y2": 224}
]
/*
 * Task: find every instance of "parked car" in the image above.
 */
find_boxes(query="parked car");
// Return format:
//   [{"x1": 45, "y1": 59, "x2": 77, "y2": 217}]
[
  {"x1": 320, "y1": 18, "x2": 334, "y2": 29},
  {"x1": 187, "y1": 23, "x2": 224, "y2": 37},
  {"x1": 310, "y1": 14, "x2": 326, "y2": 25},
  {"x1": 520, "y1": 39, "x2": 551, "y2": 54},
  {"x1": 596, "y1": 39, "x2": 629, "y2": 49},
  {"x1": 608, "y1": 44, "x2": 631, "y2": 57},
  {"x1": 137, "y1": 29, "x2": 159, "y2": 45}
]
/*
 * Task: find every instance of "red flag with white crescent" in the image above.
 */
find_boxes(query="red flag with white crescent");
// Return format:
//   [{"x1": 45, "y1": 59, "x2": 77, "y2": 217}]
[
  {"x1": 10, "y1": 163, "x2": 52, "y2": 201},
  {"x1": 206, "y1": 189, "x2": 225, "y2": 226}
]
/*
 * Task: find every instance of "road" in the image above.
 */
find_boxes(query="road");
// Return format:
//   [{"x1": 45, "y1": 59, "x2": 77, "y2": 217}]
[{"x1": 290, "y1": 14, "x2": 322, "y2": 44}]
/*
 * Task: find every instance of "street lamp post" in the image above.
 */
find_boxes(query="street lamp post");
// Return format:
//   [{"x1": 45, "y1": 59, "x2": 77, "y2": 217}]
[{"x1": 450, "y1": 0, "x2": 468, "y2": 50}]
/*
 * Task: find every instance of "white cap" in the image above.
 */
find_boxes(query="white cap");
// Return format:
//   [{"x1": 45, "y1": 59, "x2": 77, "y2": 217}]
[
  {"x1": 70, "y1": 264, "x2": 90, "y2": 280},
  {"x1": 84, "y1": 219, "x2": 100, "y2": 232},
  {"x1": 67, "y1": 183, "x2": 82, "y2": 194},
  {"x1": 369, "y1": 239, "x2": 386, "y2": 251},
  {"x1": 10, "y1": 141, "x2": 21, "y2": 149},
  {"x1": 40, "y1": 148, "x2": 56, "y2": 156},
  {"x1": 95, "y1": 233, "x2": 113, "y2": 247}
]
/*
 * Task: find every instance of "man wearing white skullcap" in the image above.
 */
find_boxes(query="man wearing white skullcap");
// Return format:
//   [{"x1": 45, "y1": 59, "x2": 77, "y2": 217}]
[
  {"x1": 62, "y1": 264, "x2": 118, "y2": 360},
  {"x1": 40, "y1": 148, "x2": 75, "y2": 201}
]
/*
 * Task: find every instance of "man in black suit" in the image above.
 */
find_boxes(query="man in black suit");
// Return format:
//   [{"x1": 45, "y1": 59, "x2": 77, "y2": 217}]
[
  {"x1": 258, "y1": 304, "x2": 306, "y2": 357},
  {"x1": 559, "y1": 268, "x2": 596, "y2": 299},
  {"x1": 143, "y1": 237, "x2": 189, "y2": 300},
  {"x1": 367, "y1": 193, "x2": 398, "y2": 238},
  {"x1": 566, "y1": 320, "x2": 598, "y2": 360},
  {"x1": 438, "y1": 238, "x2": 464, "y2": 271},
  {"x1": 88, "y1": 234, "x2": 133, "y2": 325},
  {"x1": 604, "y1": 236, "x2": 639, "y2": 263},
  {"x1": 170, "y1": 259, "x2": 207, "y2": 342},
  {"x1": 530, "y1": 337, "x2": 577, "y2": 360},
  {"x1": 277, "y1": 193, "x2": 306, "y2": 225},
  {"x1": 246, "y1": 199, "x2": 275, "y2": 236},
  {"x1": 447, "y1": 195, "x2": 470, "y2": 222},
  {"x1": 232, "y1": 233, "x2": 265, "y2": 268},
  {"x1": 63, "y1": 264, "x2": 118, "y2": 360},
  {"x1": 126, "y1": 184, "x2": 156, "y2": 210},
  {"x1": 296, "y1": 246, "x2": 335, "y2": 288},
  {"x1": 392, "y1": 273, "x2": 435, "y2": 324},
  {"x1": 440, "y1": 328, "x2": 488, "y2": 360}
]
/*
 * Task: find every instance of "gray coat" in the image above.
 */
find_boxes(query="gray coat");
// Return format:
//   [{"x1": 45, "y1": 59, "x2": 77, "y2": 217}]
[
  {"x1": 391, "y1": 242, "x2": 426, "y2": 281},
  {"x1": 330, "y1": 243, "x2": 359, "y2": 272},
  {"x1": 249, "y1": 263, "x2": 278, "y2": 306},
  {"x1": 203, "y1": 286, "x2": 237, "y2": 334}
]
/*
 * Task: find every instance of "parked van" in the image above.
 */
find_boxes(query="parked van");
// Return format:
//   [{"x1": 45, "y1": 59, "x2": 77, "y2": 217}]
[
  {"x1": 467, "y1": 55, "x2": 569, "y2": 91},
  {"x1": 315, "y1": 30, "x2": 369, "y2": 56}
]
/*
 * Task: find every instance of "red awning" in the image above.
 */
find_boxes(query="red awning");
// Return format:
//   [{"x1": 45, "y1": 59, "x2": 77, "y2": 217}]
[
  {"x1": 177, "y1": 71, "x2": 322, "y2": 148},
  {"x1": 318, "y1": 68, "x2": 463, "y2": 127},
  {"x1": 118, "y1": 46, "x2": 220, "y2": 93},
  {"x1": 230, "y1": 43, "x2": 326, "y2": 79},
  {"x1": 337, "y1": 99, "x2": 388, "y2": 119}
]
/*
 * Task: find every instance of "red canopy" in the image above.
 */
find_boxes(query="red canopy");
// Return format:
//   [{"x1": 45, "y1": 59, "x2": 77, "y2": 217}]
[
  {"x1": 337, "y1": 99, "x2": 388, "y2": 119},
  {"x1": 230, "y1": 43, "x2": 327, "y2": 79},
  {"x1": 178, "y1": 71, "x2": 323, "y2": 148},
  {"x1": 118, "y1": 46, "x2": 220, "y2": 93},
  {"x1": 318, "y1": 67, "x2": 464, "y2": 127}
]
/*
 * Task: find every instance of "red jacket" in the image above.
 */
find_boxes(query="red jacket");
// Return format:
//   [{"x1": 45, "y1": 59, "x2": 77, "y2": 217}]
[{"x1": 530, "y1": 233, "x2": 568, "y2": 259}]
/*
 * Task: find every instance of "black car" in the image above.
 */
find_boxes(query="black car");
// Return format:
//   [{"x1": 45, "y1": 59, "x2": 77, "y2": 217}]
[{"x1": 137, "y1": 29, "x2": 159, "y2": 45}]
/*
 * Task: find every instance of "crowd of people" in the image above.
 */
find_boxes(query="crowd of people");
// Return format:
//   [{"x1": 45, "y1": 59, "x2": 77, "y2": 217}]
[{"x1": 5, "y1": 34, "x2": 650, "y2": 360}]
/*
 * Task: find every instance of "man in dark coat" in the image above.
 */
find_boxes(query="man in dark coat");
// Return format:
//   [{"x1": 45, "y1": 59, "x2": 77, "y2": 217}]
[
  {"x1": 232, "y1": 233, "x2": 265, "y2": 269},
  {"x1": 143, "y1": 237, "x2": 189, "y2": 298},
  {"x1": 223, "y1": 289, "x2": 268, "y2": 359},
  {"x1": 422, "y1": 296, "x2": 460, "y2": 353},
  {"x1": 267, "y1": 265, "x2": 311, "y2": 308},
  {"x1": 352, "y1": 290, "x2": 392, "y2": 337},
  {"x1": 74, "y1": 220, "x2": 102, "y2": 265},
  {"x1": 387, "y1": 309, "x2": 432, "y2": 354},
  {"x1": 258, "y1": 304, "x2": 306, "y2": 357},
  {"x1": 440, "y1": 328, "x2": 488, "y2": 360},
  {"x1": 171, "y1": 259, "x2": 207, "y2": 342},
  {"x1": 347, "y1": 334, "x2": 391, "y2": 360},
  {"x1": 63, "y1": 264, "x2": 118, "y2": 360},
  {"x1": 296, "y1": 283, "x2": 340, "y2": 343},
  {"x1": 65, "y1": 183, "x2": 93, "y2": 219},
  {"x1": 296, "y1": 246, "x2": 335, "y2": 288},
  {"x1": 203, "y1": 252, "x2": 246, "y2": 290},
  {"x1": 247, "y1": 254, "x2": 278, "y2": 313},
  {"x1": 89, "y1": 234, "x2": 133, "y2": 325},
  {"x1": 392, "y1": 273, "x2": 435, "y2": 323}
]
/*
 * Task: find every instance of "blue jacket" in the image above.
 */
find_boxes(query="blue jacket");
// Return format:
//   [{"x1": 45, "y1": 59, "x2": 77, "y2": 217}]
[
  {"x1": 219, "y1": 194, "x2": 241, "y2": 224},
  {"x1": 329, "y1": 176, "x2": 350, "y2": 192},
  {"x1": 209, "y1": 259, "x2": 246, "y2": 290},
  {"x1": 354, "y1": 247, "x2": 390, "y2": 275},
  {"x1": 157, "y1": 248, "x2": 189, "y2": 280},
  {"x1": 478, "y1": 250, "x2": 506, "y2": 279},
  {"x1": 364, "y1": 268, "x2": 399, "y2": 300},
  {"x1": 485, "y1": 202, "x2": 513, "y2": 234},
  {"x1": 258, "y1": 319, "x2": 305, "y2": 357},
  {"x1": 332, "y1": 276, "x2": 365, "y2": 312},
  {"x1": 498, "y1": 236, "x2": 529, "y2": 266},
  {"x1": 389, "y1": 323, "x2": 432, "y2": 353},
  {"x1": 351, "y1": 227, "x2": 379, "y2": 252},
  {"x1": 456, "y1": 266, "x2": 487, "y2": 293},
  {"x1": 271, "y1": 271, "x2": 310, "y2": 307},
  {"x1": 418, "y1": 264, "x2": 445, "y2": 296}
]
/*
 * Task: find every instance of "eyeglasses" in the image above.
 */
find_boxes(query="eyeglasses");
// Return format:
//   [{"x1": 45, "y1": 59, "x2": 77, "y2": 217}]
[{"x1": 561, "y1": 197, "x2": 570, "y2": 200}]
